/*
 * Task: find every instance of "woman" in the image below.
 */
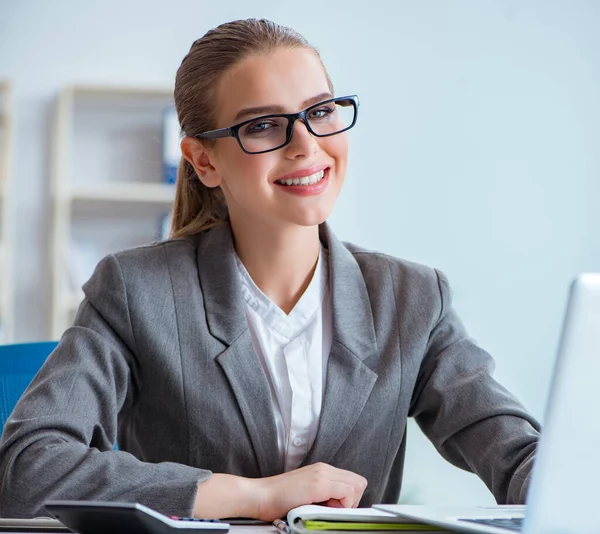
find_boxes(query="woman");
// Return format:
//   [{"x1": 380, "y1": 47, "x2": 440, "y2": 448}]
[{"x1": 0, "y1": 19, "x2": 539, "y2": 521}]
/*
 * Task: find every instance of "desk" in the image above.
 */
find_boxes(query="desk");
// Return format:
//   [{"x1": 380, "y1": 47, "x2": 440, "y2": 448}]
[
  {"x1": 0, "y1": 526, "x2": 278, "y2": 534},
  {"x1": 231, "y1": 526, "x2": 277, "y2": 534},
  {"x1": 0, "y1": 521, "x2": 447, "y2": 534},
  {"x1": 0, "y1": 526, "x2": 449, "y2": 534}
]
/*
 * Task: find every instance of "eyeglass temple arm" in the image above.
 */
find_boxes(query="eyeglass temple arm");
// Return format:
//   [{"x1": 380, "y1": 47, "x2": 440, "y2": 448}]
[{"x1": 194, "y1": 128, "x2": 232, "y2": 140}]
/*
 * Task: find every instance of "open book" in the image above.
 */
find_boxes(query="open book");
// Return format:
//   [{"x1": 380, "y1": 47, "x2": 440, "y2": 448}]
[{"x1": 287, "y1": 505, "x2": 444, "y2": 533}]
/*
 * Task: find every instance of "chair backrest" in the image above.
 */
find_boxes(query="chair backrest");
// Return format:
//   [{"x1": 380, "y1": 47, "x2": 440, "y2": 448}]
[{"x1": 0, "y1": 341, "x2": 58, "y2": 431}]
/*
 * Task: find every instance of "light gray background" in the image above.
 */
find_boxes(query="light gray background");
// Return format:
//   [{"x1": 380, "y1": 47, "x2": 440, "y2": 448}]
[{"x1": 1, "y1": 0, "x2": 598, "y2": 505}]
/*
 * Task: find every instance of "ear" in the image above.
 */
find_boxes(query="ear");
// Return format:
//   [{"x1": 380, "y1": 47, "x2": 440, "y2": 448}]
[{"x1": 180, "y1": 137, "x2": 222, "y2": 188}]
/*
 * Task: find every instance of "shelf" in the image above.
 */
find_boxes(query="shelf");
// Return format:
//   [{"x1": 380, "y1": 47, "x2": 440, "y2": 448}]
[
  {"x1": 70, "y1": 183, "x2": 175, "y2": 204},
  {"x1": 50, "y1": 84, "x2": 177, "y2": 339}
]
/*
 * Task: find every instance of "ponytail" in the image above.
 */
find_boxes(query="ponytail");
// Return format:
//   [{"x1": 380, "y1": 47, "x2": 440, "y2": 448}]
[{"x1": 169, "y1": 157, "x2": 228, "y2": 238}]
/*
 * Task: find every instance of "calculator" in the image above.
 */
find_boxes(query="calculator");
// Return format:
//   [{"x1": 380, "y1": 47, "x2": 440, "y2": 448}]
[{"x1": 44, "y1": 500, "x2": 230, "y2": 534}]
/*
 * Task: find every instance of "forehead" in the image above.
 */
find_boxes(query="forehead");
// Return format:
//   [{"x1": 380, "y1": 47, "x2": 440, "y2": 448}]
[{"x1": 215, "y1": 47, "x2": 331, "y2": 124}]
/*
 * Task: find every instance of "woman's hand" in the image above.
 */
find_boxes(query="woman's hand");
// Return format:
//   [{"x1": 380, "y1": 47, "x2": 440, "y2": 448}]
[
  {"x1": 252, "y1": 462, "x2": 368, "y2": 521},
  {"x1": 193, "y1": 463, "x2": 368, "y2": 521}
]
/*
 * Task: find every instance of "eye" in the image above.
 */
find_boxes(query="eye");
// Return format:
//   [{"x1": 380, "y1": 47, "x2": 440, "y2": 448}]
[
  {"x1": 308, "y1": 104, "x2": 336, "y2": 120},
  {"x1": 244, "y1": 119, "x2": 280, "y2": 135}
]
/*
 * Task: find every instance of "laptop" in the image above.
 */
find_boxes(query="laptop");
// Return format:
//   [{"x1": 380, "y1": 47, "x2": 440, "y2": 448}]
[{"x1": 376, "y1": 273, "x2": 600, "y2": 534}]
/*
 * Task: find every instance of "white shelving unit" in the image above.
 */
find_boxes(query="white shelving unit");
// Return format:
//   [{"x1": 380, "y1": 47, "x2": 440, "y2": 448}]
[
  {"x1": 49, "y1": 85, "x2": 177, "y2": 339},
  {"x1": 0, "y1": 81, "x2": 15, "y2": 343}
]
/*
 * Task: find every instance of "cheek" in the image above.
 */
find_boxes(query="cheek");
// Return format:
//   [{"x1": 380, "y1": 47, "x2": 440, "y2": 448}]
[
  {"x1": 320, "y1": 134, "x2": 349, "y2": 163},
  {"x1": 219, "y1": 140, "x2": 248, "y2": 169},
  {"x1": 237, "y1": 153, "x2": 277, "y2": 184},
  {"x1": 218, "y1": 143, "x2": 276, "y2": 188}
]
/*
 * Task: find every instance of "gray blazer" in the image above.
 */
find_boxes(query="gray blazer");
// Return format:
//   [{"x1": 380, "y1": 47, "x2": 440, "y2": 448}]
[{"x1": 0, "y1": 223, "x2": 540, "y2": 518}]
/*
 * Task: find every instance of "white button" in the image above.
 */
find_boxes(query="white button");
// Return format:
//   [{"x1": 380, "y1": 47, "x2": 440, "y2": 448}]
[{"x1": 293, "y1": 437, "x2": 302, "y2": 447}]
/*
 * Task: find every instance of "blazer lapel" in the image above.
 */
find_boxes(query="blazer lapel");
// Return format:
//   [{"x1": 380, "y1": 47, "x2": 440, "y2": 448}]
[
  {"x1": 216, "y1": 331, "x2": 284, "y2": 476},
  {"x1": 195, "y1": 224, "x2": 282, "y2": 476},
  {"x1": 302, "y1": 224, "x2": 379, "y2": 465},
  {"x1": 302, "y1": 340, "x2": 378, "y2": 465},
  {"x1": 195, "y1": 224, "x2": 247, "y2": 345}
]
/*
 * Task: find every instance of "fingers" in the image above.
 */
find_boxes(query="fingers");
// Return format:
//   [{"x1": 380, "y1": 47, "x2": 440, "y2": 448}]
[
  {"x1": 318, "y1": 482, "x2": 354, "y2": 509},
  {"x1": 324, "y1": 464, "x2": 368, "y2": 507},
  {"x1": 309, "y1": 463, "x2": 368, "y2": 508},
  {"x1": 253, "y1": 462, "x2": 368, "y2": 521}
]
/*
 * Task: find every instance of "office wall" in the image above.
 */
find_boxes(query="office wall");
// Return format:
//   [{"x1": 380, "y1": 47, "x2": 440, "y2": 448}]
[{"x1": 1, "y1": 0, "x2": 599, "y2": 505}]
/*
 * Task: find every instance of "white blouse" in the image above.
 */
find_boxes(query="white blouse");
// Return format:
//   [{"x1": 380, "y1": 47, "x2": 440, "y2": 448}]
[{"x1": 235, "y1": 247, "x2": 332, "y2": 471}]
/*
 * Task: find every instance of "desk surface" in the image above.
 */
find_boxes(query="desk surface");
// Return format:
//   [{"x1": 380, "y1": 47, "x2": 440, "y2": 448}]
[
  {"x1": 0, "y1": 521, "x2": 448, "y2": 534},
  {"x1": 231, "y1": 526, "x2": 277, "y2": 534},
  {"x1": 0, "y1": 526, "x2": 447, "y2": 534},
  {"x1": 0, "y1": 526, "x2": 278, "y2": 534}
]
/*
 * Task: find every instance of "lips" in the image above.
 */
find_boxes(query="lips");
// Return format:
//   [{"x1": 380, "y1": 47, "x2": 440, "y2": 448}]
[
  {"x1": 274, "y1": 165, "x2": 330, "y2": 183},
  {"x1": 273, "y1": 168, "x2": 330, "y2": 197}
]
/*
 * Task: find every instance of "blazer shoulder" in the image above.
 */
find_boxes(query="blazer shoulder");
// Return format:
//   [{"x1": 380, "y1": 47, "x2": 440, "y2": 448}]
[
  {"x1": 108, "y1": 236, "x2": 199, "y2": 275},
  {"x1": 83, "y1": 237, "x2": 201, "y2": 305},
  {"x1": 342, "y1": 240, "x2": 449, "y2": 326},
  {"x1": 114, "y1": 236, "x2": 197, "y2": 261},
  {"x1": 344, "y1": 240, "x2": 442, "y2": 288}
]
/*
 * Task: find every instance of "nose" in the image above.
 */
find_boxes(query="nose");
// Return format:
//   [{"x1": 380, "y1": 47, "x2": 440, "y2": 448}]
[{"x1": 284, "y1": 118, "x2": 319, "y2": 158}]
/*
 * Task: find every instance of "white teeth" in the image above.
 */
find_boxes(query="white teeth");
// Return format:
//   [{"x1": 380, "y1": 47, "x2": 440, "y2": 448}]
[{"x1": 277, "y1": 170, "x2": 325, "y2": 186}]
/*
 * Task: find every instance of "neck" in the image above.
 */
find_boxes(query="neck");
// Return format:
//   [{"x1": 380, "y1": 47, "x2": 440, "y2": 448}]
[{"x1": 229, "y1": 218, "x2": 322, "y2": 315}]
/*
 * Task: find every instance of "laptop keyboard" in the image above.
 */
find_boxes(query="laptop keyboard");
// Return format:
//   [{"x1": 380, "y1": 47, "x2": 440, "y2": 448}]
[{"x1": 460, "y1": 517, "x2": 524, "y2": 532}]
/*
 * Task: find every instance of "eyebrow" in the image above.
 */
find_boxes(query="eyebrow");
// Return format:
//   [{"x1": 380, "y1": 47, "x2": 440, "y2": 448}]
[{"x1": 232, "y1": 92, "x2": 333, "y2": 122}]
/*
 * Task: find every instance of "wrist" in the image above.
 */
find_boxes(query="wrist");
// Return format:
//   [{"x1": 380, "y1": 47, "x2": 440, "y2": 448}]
[
  {"x1": 243, "y1": 476, "x2": 269, "y2": 520},
  {"x1": 194, "y1": 473, "x2": 265, "y2": 519}
]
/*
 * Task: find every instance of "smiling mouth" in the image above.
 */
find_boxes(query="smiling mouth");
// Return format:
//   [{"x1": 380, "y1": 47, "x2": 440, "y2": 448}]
[{"x1": 275, "y1": 169, "x2": 325, "y2": 186}]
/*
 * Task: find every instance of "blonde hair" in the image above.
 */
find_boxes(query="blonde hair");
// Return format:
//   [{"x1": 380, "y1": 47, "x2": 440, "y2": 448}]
[{"x1": 170, "y1": 18, "x2": 332, "y2": 238}]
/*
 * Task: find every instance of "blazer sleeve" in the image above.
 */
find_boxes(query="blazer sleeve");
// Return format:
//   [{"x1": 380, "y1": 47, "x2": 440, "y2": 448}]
[
  {"x1": 408, "y1": 269, "x2": 540, "y2": 505},
  {"x1": 0, "y1": 254, "x2": 210, "y2": 518}
]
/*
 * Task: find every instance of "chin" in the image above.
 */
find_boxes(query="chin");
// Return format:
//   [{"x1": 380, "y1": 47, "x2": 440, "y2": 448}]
[{"x1": 291, "y1": 207, "x2": 334, "y2": 228}]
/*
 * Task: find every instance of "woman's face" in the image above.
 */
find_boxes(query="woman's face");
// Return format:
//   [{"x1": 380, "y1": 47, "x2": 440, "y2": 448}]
[{"x1": 197, "y1": 46, "x2": 349, "y2": 230}]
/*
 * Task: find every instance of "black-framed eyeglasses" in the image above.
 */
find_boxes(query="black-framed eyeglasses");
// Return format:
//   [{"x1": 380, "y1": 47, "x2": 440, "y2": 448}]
[{"x1": 193, "y1": 95, "x2": 359, "y2": 155}]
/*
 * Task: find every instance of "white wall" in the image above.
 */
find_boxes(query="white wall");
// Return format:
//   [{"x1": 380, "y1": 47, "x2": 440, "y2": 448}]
[{"x1": 1, "y1": 0, "x2": 599, "y2": 505}]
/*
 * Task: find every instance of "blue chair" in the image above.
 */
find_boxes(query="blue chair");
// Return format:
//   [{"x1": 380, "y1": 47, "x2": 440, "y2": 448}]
[{"x1": 0, "y1": 341, "x2": 58, "y2": 430}]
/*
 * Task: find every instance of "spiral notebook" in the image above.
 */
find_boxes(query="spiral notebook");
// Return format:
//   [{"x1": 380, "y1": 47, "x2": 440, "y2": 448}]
[{"x1": 287, "y1": 506, "x2": 444, "y2": 533}]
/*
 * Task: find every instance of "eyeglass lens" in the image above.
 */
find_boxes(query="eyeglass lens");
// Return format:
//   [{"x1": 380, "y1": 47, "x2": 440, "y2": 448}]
[{"x1": 238, "y1": 99, "x2": 355, "y2": 153}]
